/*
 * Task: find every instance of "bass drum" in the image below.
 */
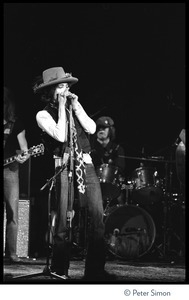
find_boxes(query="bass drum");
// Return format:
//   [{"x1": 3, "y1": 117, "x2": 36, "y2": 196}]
[{"x1": 104, "y1": 205, "x2": 156, "y2": 260}]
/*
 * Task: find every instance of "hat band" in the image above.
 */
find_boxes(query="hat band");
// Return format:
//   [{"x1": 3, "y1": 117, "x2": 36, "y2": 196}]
[{"x1": 34, "y1": 73, "x2": 73, "y2": 91}]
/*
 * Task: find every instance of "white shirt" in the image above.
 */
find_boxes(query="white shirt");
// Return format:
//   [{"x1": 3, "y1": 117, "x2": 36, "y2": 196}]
[{"x1": 36, "y1": 100, "x2": 96, "y2": 164}]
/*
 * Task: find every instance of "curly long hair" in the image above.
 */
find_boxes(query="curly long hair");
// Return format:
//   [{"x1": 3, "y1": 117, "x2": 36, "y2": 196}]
[
  {"x1": 33, "y1": 76, "x2": 58, "y2": 103},
  {"x1": 4, "y1": 86, "x2": 16, "y2": 122}
]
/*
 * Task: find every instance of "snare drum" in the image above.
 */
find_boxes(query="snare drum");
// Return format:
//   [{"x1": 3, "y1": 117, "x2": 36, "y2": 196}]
[{"x1": 96, "y1": 164, "x2": 121, "y2": 201}]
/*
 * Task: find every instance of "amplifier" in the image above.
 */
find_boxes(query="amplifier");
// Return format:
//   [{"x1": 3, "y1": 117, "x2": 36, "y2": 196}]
[{"x1": 4, "y1": 199, "x2": 30, "y2": 257}]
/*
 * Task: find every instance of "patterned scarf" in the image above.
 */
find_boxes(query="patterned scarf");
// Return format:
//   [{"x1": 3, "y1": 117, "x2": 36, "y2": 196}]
[{"x1": 69, "y1": 112, "x2": 87, "y2": 206}]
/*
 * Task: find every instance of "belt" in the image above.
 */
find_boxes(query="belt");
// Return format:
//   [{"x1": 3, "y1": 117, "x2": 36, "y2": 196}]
[{"x1": 53, "y1": 152, "x2": 93, "y2": 168}]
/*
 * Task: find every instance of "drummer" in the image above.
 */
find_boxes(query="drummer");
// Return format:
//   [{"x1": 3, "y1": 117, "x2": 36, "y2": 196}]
[{"x1": 90, "y1": 116, "x2": 126, "y2": 204}]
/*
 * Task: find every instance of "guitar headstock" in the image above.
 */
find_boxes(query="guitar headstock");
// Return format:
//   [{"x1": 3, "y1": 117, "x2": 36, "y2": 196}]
[{"x1": 30, "y1": 144, "x2": 45, "y2": 157}]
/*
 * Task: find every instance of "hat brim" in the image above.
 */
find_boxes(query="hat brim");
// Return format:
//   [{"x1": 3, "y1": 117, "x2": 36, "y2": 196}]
[{"x1": 34, "y1": 76, "x2": 78, "y2": 93}]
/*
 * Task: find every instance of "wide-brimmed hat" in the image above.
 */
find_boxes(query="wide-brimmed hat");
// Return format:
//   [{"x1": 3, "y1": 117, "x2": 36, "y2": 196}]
[
  {"x1": 33, "y1": 67, "x2": 78, "y2": 93},
  {"x1": 96, "y1": 116, "x2": 114, "y2": 127}
]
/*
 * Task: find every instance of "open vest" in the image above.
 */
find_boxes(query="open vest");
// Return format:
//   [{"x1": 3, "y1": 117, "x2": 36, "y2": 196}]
[
  {"x1": 41, "y1": 103, "x2": 91, "y2": 156},
  {"x1": 41, "y1": 103, "x2": 90, "y2": 206}
]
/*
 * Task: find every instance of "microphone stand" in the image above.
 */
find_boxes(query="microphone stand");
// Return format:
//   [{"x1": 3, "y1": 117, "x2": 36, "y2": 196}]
[
  {"x1": 162, "y1": 144, "x2": 184, "y2": 261},
  {"x1": 66, "y1": 101, "x2": 75, "y2": 244},
  {"x1": 12, "y1": 157, "x2": 69, "y2": 281}
]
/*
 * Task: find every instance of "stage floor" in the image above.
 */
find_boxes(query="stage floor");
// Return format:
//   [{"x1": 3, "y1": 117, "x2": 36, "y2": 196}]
[{"x1": 3, "y1": 256, "x2": 186, "y2": 284}]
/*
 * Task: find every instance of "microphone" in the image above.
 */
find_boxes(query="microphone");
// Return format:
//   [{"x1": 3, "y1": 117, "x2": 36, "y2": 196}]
[
  {"x1": 65, "y1": 91, "x2": 76, "y2": 109},
  {"x1": 65, "y1": 90, "x2": 74, "y2": 100}
]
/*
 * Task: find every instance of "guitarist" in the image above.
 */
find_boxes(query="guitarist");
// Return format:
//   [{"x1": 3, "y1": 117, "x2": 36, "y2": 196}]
[{"x1": 4, "y1": 87, "x2": 30, "y2": 263}]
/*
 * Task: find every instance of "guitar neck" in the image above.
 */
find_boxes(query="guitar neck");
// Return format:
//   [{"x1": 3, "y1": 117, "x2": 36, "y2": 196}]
[
  {"x1": 4, "y1": 155, "x2": 18, "y2": 166},
  {"x1": 4, "y1": 151, "x2": 27, "y2": 166},
  {"x1": 4, "y1": 144, "x2": 44, "y2": 167}
]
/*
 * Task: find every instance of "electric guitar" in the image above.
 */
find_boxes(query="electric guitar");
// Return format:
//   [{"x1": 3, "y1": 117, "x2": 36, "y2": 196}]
[{"x1": 4, "y1": 143, "x2": 45, "y2": 166}]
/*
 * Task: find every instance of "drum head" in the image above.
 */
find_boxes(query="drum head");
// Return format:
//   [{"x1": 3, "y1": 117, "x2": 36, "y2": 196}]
[{"x1": 104, "y1": 205, "x2": 156, "y2": 260}]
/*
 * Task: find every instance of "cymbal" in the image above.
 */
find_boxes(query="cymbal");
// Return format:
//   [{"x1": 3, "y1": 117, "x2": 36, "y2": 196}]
[{"x1": 118, "y1": 155, "x2": 175, "y2": 163}]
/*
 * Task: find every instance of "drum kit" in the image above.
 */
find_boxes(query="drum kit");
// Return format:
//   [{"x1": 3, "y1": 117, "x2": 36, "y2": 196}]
[{"x1": 96, "y1": 155, "x2": 185, "y2": 261}]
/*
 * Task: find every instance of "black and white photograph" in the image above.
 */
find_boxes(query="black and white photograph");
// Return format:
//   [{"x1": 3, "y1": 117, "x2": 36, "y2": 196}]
[{"x1": 3, "y1": 3, "x2": 186, "y2": 292}]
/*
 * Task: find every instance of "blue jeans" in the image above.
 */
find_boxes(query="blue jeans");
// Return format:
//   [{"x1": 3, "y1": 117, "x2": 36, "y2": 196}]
[
  {"x1": 4, "y1": 164, "x2": 19, "y2": 257},
  {"x1": 51, "y1": 163, "x2": 106, "y2": 274}
]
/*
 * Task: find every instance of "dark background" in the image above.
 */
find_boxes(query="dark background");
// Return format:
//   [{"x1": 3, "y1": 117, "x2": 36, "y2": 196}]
[{"x1": 4, "y1": 3, "x2": 185, "y2": 256}]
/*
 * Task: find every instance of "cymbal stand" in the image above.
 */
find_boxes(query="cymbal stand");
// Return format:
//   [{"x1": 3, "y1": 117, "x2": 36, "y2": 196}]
[
  {"x1": 150, "y1": 157, "x2": 172, "y2": 261},
  {"x1": 12, "y1": 165, "x2": 68, "y2": 281},
  {"x1": 164, "y1": 147, "x2": 185, "y2": 260},
  {"x1": 161, "y1": 162, "x2": 169, "y2": 257},
  {"x1": 158, "y1": 148, "x2": 182, "y2": 261}
]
